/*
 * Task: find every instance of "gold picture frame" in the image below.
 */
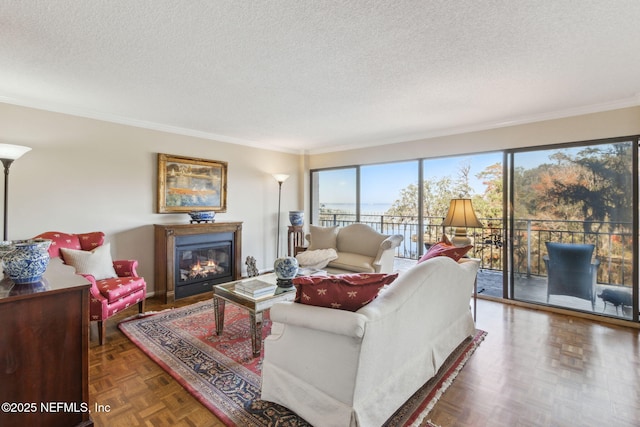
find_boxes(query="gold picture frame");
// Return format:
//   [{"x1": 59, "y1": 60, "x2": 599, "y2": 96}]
[{"x1": 157, "y1": 153, "x2": 227, "y2": 213}]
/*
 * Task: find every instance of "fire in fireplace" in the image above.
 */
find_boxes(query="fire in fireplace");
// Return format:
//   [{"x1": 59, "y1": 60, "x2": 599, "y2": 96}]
[
  {"x1": 187, "y1": 258, "x2": 222, "y2": 279},
  {"x1": 174, "y1": 233, "x2": 234, "y2": 299},
  {"x1": 180, "y1": 247, "x2": 228, "y2": 281}
]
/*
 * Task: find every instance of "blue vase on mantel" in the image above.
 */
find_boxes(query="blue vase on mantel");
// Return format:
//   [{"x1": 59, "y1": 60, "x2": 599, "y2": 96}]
[
  {"x1": 289, "y1": 211, "x2": 304, "y2": 226},
  {"x1": 273, "y1": 257, "x2": 299, "y2": 288}
]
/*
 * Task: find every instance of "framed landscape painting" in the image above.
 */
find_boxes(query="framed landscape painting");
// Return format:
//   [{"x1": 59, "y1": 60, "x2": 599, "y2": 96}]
[{"x1": 157, "y1": 153, "x2": 227, "y2": 213}]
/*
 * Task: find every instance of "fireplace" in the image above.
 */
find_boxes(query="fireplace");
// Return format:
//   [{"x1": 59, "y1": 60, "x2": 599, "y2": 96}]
[
  {"x1": 155, "y1": 222, "x2": 242, "y2": 303},
  {"x1": 174, "y1": 232, "x2": 234, "y2": 299}
]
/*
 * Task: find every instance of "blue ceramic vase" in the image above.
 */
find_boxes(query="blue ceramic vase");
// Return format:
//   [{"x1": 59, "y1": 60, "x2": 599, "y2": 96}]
[
  {"x1": 273, "y1": 256, "x2": 299, "y2": 288},
  {"x1": 289, "y1": 210, "x2": 304, "y2": 226},
  {"x1": 0, "y1": 238, "x2": 52, "y2": 284}
]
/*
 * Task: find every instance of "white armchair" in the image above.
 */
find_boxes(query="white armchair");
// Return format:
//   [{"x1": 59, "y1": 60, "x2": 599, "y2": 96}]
[{"x1": 303, "y1": 223, "x2": 403, "y2": 273}]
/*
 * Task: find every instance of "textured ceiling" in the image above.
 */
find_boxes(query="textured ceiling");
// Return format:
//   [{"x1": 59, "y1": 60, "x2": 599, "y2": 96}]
[{"x1": 2, "y1": 1, "x2": 640, "y2": 153}]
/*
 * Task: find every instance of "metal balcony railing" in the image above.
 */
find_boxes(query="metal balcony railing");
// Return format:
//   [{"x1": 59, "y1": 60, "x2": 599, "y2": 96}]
[{"x1": 318, "y1": 212, "x2": 633, "y2": 287}]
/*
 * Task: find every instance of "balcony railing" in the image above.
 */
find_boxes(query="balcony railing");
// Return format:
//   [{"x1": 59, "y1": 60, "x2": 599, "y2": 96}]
[{"x1": 318, "y1": 212, "x2": 633, "y2": 287}]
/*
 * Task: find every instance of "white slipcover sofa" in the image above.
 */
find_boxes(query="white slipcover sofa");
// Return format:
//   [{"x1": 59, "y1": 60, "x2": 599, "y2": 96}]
[
  {"x1": 300, "y1": 223, "x2": 403, "y2": 274},
  {"x1": 261, "y1": 256, "x2": 479, "y2": 426}
]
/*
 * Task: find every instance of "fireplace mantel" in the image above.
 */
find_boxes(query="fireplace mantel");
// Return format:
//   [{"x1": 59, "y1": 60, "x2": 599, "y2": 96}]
[{"x1": 154, "y1": 222, "x2": 242, "y2": 303}]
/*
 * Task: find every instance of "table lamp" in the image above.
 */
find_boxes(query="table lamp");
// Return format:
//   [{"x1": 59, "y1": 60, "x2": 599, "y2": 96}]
[{"x1": 441, "y1": 198, "x2": 483, "y2": 247}]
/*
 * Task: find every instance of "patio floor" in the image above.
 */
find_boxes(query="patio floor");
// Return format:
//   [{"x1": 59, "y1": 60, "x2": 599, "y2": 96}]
[{"x1": 394, "y1": 258, "x2": 634, "y2": 319}]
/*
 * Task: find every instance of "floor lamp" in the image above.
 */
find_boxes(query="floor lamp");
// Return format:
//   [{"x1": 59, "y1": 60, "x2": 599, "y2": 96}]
[
  {"x1": 0, "y1": 144, "x2": 31, "y2": 241},
  {"x1": 273, "y1": 174, "x2": 289, "y2": 258}
]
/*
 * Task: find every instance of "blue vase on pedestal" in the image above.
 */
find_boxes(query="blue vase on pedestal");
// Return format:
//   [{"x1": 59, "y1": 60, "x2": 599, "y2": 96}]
[
  {"x1": 289, "y1": 211, "x2": 304, "y2": 226},
  {"x1": 273, "y1": 256, "x2": 298, "y2": 288}
]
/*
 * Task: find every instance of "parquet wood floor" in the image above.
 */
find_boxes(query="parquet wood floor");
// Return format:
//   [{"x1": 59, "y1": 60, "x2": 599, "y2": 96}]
[
  {"x1": 89, "y1": 295, "x2": 640, "y2": 427},
  {"x1": 430, "y1": 300, "x2": 640, "y2": 427},
  {"x1": 89, "y1": 293, "x2": 224, "y2": 427}
]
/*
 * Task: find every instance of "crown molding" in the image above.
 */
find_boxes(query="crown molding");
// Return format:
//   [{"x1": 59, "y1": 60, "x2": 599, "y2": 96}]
[
  {"x1": 3, "y1": 94, "x2": 638, "y2": 157},
  {"x1": 304, "y1": 95, "x2": 640, "y2": 155},
  {"x1": 0, "y1": 96, "x2": 303, "y2": 155}
]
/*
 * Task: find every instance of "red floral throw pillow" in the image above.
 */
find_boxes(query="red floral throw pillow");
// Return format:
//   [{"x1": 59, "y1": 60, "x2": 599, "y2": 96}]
[
  {"x1": 292, "y1": 273, "x2": 399, "y2": 311},
  {"x1": 418, "y1": 241, "x2": 472, "y2": 263},
  {"x1": 77, "y1": 232, "x2": 105, "y2": 251}
]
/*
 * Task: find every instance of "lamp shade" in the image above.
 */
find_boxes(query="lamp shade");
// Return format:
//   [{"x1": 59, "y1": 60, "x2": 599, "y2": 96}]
[
  {"x1": 0, "y1": 144, "x2": 31, "y2": 160},
  {"x1": 272, "y1": 174, "x2": 289, "y2": 183},
  {"x1": 442, "y1": 199, "x2": 483, "y2": 228}
]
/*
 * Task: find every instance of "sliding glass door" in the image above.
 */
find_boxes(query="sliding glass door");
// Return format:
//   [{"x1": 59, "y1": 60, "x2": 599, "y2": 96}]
[
  {"x1": 421, "y1": 153, "x2": 504, "y2": 297},
  {"x1": 310, "y1": 167, "x2": 357, "y2": 226},
  {"x1": 510, "y1": 139, "x2": 636, "y2": 319},
  {"x1": 309, "y1": 138, "x2": 639, "y2": 322},
  {"x1": 360, "y1": 161, "x2": 419, "y2": 258}
]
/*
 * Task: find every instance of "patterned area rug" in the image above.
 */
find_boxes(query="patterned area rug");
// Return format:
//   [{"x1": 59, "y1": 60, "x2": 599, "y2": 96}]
[{"x1": 119, "y1": 300, "x2": 486, "y2": 427}]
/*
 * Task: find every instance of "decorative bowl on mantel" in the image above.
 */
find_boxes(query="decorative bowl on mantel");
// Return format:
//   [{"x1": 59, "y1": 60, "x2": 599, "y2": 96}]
[
  {"x1": 188, "y1": 211, "x2": 216, "y2": 222},
  {"x1": 0, "y1": 238, "x2": 53, "y2": 284}
]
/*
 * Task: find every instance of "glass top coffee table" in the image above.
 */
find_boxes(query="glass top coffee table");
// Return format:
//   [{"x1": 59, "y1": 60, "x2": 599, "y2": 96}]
[{"x1": 212, "y1": 273, "x2": 296, "y2": 357}]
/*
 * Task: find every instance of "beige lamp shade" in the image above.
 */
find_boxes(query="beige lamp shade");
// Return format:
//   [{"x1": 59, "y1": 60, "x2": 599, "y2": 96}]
[
  {"x1": 442, "y1": 199, "x2": 483, "y2": 228},
  {"x1": 442, "y1": 199, "x2": 482, "y2": 247}
]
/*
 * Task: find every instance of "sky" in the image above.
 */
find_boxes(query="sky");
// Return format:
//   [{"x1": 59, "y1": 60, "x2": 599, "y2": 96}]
[{"x1": 320, "y1": 152, "x2": 502, "y2": 204}]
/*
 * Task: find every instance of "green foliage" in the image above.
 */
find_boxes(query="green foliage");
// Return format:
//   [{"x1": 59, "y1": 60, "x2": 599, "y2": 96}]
[
  {"x1": 385, "y1": 161, "x2": 504, "y2": 222},
  {"x1": 384, "y1": 177, "x2": 455, "y2": 221},
  {"x1": 473, "y1": 162, "x2": 502, "y2": 219},
  {"x1": 516, "y1": 143, "x2": 632, "y2": 232},
  {"x1": 383, "y1": 142, "x2": 631, "y2": 234}
]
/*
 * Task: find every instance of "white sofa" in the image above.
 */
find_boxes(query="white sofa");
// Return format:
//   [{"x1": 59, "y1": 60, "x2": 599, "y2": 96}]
[
  {"x1": 301, "y1": 223, "x2": 403, "y2": 274},
  {"x1": 261, "y1": 256, "x2": 479, "y2": 427}
]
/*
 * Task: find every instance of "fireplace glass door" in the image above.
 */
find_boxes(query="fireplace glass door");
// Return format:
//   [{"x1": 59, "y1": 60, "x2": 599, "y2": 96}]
[{"x1": 175, "y1": 233, "x2": 234, "y2": 299}]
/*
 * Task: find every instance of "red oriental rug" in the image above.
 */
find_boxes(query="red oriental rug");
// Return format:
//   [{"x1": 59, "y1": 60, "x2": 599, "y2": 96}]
[{"x1": 119, "y1": 300, "x2": 486, "y2": 427}]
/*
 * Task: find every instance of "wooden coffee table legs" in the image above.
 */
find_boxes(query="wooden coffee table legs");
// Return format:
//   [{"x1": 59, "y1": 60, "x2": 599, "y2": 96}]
[
  {"x1": 213, "y1": 297, "x2": 225, "y2": 335},
  {"x1": 213, "y1": 296, "x2": 263, "y2": 357}
]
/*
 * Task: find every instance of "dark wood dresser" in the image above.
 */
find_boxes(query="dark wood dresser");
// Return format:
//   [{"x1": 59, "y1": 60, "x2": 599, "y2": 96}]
[{"x1": 0, "y1": 258, "x2": 93, "y2": 427}]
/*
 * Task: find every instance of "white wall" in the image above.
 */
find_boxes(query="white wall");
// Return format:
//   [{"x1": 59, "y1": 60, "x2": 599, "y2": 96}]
[{"x1": 0, "y1": 103, "x2": 300, "y2": 294}]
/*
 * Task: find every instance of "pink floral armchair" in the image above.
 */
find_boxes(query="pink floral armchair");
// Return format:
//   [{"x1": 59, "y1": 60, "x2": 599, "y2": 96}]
[{"x1": 35, "y1": 231, "x2": 147, "y2": 345}]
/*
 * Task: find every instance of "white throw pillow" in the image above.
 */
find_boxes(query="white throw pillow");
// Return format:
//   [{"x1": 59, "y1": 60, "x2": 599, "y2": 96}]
[
  {"x1": 60, "y1": 243, "x2": 118, "y2": 280},
  {"x1": 296, "y1": 248, "x2": 338, "y2": 269},
  {"x1": 307, "y1": 225, "x2": 339, "y2": 251}
]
